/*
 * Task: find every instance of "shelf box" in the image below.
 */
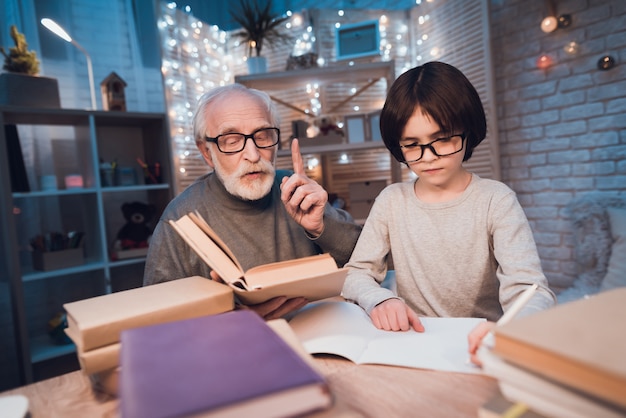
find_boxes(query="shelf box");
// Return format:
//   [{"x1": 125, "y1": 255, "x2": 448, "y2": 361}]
[{"x1": 32, "y1": 248, "x2": 84, "y2": 272}]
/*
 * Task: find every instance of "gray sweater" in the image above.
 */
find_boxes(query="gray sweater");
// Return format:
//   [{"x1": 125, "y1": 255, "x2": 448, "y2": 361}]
[
  {"x1": 144, "y1": 170, "x2": 361, "y2": 285},
  {"x1": 342, "y1": 174, "x2": 556, "y2": 322}
]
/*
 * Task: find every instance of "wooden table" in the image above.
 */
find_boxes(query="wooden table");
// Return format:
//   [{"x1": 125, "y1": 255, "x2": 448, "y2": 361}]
[{"x1": 2, "y1": 356, "x2": 498, "y2": 417}]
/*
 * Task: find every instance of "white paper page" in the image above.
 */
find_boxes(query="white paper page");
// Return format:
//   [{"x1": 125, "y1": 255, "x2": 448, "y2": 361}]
[{"x1": 289, "y1": 301, "x2": 484, "y2": 374}]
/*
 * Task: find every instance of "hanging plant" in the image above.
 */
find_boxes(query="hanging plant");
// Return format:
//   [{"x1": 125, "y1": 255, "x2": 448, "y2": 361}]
[
  {"x1": 229, "y1": 0, "x2": 293, "y2": 57},
  {"x1": 1, "y1": 25, "x2": 40, "y2": 75}
]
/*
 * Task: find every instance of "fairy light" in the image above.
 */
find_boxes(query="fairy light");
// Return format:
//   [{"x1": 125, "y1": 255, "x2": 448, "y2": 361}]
[{"x1": 159, "y1": 4, "x2": 431, "y2": 189}]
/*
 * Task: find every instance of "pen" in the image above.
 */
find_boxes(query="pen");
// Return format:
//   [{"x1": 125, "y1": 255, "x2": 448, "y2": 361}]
[{"x1": 482, "y1": 283, "x2": 538, "y2": 349}]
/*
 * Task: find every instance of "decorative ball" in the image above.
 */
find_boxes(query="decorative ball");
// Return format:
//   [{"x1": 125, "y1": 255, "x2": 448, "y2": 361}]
[
  {"x1": 536, "y1": 54, "x2": 553, "y2": 69},
  {"x1": 541, "y1": 16, "x2": 558, "y2": 33},
  {"x1": 563, "y1": 41, "x2": 579, "y2": 55},
  {"x1": 597, "y1": 55, "x2": 616, "y2": 71}
]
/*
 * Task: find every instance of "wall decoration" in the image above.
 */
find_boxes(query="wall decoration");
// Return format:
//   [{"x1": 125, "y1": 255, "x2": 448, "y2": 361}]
[
  {"x1": 367, "y1": 110, "x2": 382, "y2": 142},
  {"x1": 345, "y1": 114, "x2": 367, "y2": 144},
  {"x1": 597, "y1": 55, "x2": 616, "y2": 71},
  {"x1": 335, "y1": 19, "x2": 380, "y2": 61},
  {"x1": 100, "y1": 72, "x2": 127, "y2": 111}
]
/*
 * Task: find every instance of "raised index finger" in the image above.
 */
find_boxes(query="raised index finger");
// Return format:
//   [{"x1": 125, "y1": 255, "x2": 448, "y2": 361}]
[{"x1": 291, "y1": 138, "x2": 305, "y2": 175}]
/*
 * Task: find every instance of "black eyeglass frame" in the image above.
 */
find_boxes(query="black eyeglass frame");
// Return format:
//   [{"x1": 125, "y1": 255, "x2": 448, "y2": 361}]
[
  {"x1": 204, "y1": 127, "x2": 281, "y2": 154},
  {"x1": 398, "y1": 132, "x2": 466, "y2": 163}
]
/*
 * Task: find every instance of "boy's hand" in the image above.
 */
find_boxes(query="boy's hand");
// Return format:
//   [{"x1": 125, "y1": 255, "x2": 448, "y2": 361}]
[
  {"x1": 467, "y1": 321, "x2": 496, "y2": 366},
  {"x1": 370, "y1": 298, "x2": 425, "y2": 332}
]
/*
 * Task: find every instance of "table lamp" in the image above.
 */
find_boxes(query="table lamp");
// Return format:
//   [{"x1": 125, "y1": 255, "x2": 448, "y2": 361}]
[{"x1": 41, "y1": 18, "x2": 96, "y2": 110}]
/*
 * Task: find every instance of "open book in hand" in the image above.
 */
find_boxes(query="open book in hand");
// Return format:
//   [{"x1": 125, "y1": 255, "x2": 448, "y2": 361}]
[
  {"x1": 169, "y1": 211, "x2": 347, "y2": 305},
  {"x1": 288, "y1": 301, "x2": 485, "y2": 374}
]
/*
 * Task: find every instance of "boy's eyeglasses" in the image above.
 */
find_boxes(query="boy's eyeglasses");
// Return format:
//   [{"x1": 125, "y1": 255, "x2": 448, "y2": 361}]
[
  {"x1": 205, "y1": 127, "x2": 280, "y2": 154},
  {"x1": 398, "y1": 133, "x2": 466, "y2": 163}
]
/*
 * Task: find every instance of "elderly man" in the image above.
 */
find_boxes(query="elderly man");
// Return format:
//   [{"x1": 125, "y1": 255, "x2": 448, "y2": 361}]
[{"x1": 144, "y1": 83, "x2": 361, "y2": 319}]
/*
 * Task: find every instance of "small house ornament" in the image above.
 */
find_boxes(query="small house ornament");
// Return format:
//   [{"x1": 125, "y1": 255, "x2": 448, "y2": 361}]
[{"x1": 100, "y1": 71, "x2": 127, "y2": 111}]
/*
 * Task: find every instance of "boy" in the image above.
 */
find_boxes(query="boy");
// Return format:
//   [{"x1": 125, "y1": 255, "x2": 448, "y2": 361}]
[{"x1": 341, "y1": 62, "x2": 556, "y2": 365}]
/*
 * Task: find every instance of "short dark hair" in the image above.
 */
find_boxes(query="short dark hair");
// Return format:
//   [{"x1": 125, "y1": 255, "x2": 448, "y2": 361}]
[{"x1": 380, "y1": 61, "x2": 487, "y2": 163}]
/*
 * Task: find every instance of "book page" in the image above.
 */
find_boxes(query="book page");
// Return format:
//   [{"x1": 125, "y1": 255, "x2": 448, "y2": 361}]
[
  {"x1": 169, "y1": 216, "x2": 244, "y2": 287},
  {"x1": 289, "y1": 301, "x2": 485, "y2": 374},
  {"x1": 189, "y1": 212, "x2": 243, "y2": 272},
  {"x1": 244, "y1": 254, "x2": 337, "y2": 287}
]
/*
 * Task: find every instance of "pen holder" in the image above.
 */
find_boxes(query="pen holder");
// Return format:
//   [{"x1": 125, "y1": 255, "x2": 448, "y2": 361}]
[
  {"x1": 143, "y1": 164, "x2": 163, "y2": 184},
  {"x1": 32, "y1": 248, "x2": 84, "y2": 271}
]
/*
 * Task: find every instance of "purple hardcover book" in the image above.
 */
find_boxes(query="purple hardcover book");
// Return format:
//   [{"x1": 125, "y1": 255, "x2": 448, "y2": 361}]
[{"x1": 119, "y1": 310, "x2": 331, "y2": 418}]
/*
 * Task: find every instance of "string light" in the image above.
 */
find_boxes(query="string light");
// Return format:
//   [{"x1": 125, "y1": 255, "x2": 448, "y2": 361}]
[
  {"x1": 536, "y1": 54, "x2": 553, "y2": 69},
  {"x1": 159, "y1": 5, "x2": 409, "y2": 186}
]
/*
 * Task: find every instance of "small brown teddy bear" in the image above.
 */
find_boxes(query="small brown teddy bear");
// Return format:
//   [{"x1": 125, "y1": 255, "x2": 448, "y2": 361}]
[{"x1": 114, "y1": 201, "x2": 156, "y2": 252}]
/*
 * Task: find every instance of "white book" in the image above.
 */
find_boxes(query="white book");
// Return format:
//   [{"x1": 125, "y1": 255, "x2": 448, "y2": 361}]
[
  {"x1": 288, "y1": 300, "x2": 485, "y2": 374},
  {"x1": 479, "y1": 347, "x2": 626, "y2": 418}
]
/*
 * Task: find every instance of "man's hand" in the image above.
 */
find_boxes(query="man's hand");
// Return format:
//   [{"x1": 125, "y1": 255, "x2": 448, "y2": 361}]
[
  {"x1": 280, "y1": 138, "x2": 327, "y2": 237},
  {"x1": 245, "y1": 296, "x2": 309, "y2": 320},
  {"x1": 210, "y1": 271, "x2": 308, "y2": 320},
  {"x1": 370, "y1": 298, "x2": 425, "y2": 332}
]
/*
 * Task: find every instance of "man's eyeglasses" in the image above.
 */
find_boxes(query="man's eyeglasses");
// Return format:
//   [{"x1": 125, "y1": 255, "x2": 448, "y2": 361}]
[
  {"x1": 205, "y1": 127, "x2": 280, "y2": 154},
  {"x1": 398, "y1": 133, "x2": 466, "y2": 163}
]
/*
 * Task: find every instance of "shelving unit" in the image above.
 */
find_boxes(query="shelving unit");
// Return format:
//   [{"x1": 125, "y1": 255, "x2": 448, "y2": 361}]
[
  {"x1": 0, "y1": 106, "x2": 173, "y2": 384},
  {"x1": 235, "y1": 59, "x2": 401, "y2": 175},
  {"x1": 235, "y1": 60, "x2": 403, "y2": 212}
]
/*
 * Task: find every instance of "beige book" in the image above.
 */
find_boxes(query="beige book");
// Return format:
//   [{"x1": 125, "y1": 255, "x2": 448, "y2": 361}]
[
  {"x1": 493, "y1": 287, "x2": 626, "y2": 410},
  {"x1": 71, "y1": 317, "x2": 316, "y2": 376},
  {"x1": 64, "y1": 276, "x2": 234, "y2": 352},
  {"x1": 169, "y1": 212, "x2": 347, "y2": 305}
]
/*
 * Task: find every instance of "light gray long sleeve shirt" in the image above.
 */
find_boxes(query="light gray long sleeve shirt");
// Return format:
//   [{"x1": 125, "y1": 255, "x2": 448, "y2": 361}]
[
  {"x1": 144, "y1": 170, "x2": 361, "y2": 286},
  {"x1": 342, "y1": 174, "x2": 556, "y2": 322}
]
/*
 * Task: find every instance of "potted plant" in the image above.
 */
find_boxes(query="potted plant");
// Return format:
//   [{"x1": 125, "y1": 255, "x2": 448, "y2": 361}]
[
  {"x1": 0, "y1": 25, "x2": 60, "y2": 108},
  {"x1": 230, "y1": 0, "x2": 293, "y2": 73}
]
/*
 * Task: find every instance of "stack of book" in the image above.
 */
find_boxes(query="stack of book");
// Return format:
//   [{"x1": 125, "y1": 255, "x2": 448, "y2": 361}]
[
  {"x1": 63, "y1": 276, "x2": 234, "y2": 395},
  {"x1": 479, "y1": 288, "x2": 626, "y2": 418}
]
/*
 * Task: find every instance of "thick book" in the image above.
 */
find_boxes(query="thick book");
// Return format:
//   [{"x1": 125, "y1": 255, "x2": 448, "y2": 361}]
[
  {"x1": 479, "y1": 347, "x2": 626, "y2": 418},
  {"x1": 70, "y1": 317, "x2": 318, "y2": 376},
  {"x1": 119, "y1": 310, "x2": 333, "y2": 418},
  {"x1": 493, "y1": 287, "x2": 626, "y2": 410},
  {"x1": 288, "y1": 300, "x2": 485, "y2": 374},
  {"x1": 169, "y1": 211, "x2": 347, "y2": 305},
  {"x1": 63, "y1": 276, "x2": 234, "y2": 352}
]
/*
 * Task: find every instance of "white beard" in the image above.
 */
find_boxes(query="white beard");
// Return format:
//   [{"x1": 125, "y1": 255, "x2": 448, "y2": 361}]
[{"x1": 211, "y1": 153, "x2": 276, "y2": 201}]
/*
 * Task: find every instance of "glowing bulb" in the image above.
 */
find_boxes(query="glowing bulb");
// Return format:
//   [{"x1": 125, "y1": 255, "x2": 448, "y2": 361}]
[
  {"x1": 541, "y1": 16, "x2": 558, "y2": 33},
  {"x1": 536, "y1": 54, "x2": 552, "y2": 69},
  {"x1": 563, "y1": 41, "x2": 579, "y2": 55}
]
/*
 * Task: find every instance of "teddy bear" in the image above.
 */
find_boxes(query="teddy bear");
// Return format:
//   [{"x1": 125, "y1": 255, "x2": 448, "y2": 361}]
[
  {"x1": 113, "y1": 201, "x2": 156, "y2": 253},
  {"x1": 313, "y1": 115, "x2": 344, "y2": 137}
]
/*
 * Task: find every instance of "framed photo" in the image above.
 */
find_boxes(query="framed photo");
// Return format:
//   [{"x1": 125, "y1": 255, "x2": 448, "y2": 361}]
[
  {"x1": 344, "y1": 115, "x2": 366, "y2": 144},
  {"x1": 367, "y1": 110, "x2": 382, "y2": 142},
  {"x1": 335, "y1": 20, "x2": 381, "y2": 61}
]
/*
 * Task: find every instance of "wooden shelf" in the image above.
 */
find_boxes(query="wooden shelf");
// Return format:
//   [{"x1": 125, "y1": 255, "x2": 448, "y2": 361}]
[
  {"x1": 0, "y1": 106, "x2": 174, "y2": 383},
  {"x1": 278, "y1": 139, "x2": 385, "y2": 157},
  {"x1": 235, "y1": 60, "x2": 395, "y2": 91},
  {"x1": 237, "y1": 60, "x2": 401, "y2": 183}
]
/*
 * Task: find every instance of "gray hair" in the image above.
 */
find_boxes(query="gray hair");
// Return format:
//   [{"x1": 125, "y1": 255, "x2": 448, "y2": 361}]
[{"x1": 192, "y1": 83, "x2": 280, "y2": 143}]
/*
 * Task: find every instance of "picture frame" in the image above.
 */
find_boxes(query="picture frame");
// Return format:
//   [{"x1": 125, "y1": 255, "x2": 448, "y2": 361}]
[
  {"x1": 335, "y1": 20, "x2": 381, "y2": 61},
  {"x1": 367, "y1": 110, "x2": 382, "y2": 142},
  {"x1": 344, "y1": 115, "x2": 367, "y2": 144}
]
